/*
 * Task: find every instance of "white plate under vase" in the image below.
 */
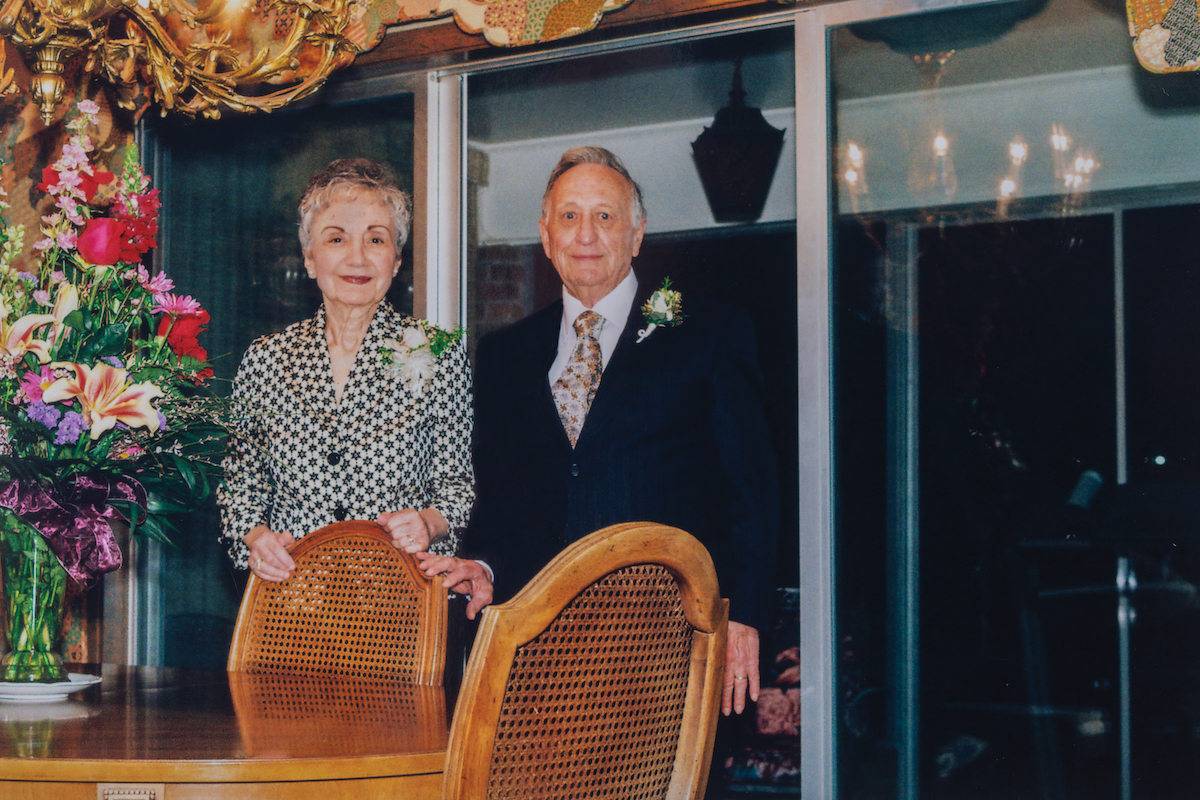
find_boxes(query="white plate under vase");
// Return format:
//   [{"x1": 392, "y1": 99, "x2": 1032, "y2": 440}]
[{"x1": 0, "y1": 673, "x2": 101, "y2": 703}]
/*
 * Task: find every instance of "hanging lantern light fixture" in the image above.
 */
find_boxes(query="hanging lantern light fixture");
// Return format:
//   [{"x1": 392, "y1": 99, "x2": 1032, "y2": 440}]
[{"x1": 690, "y1": 56, "x2": 786, "y2": 224}]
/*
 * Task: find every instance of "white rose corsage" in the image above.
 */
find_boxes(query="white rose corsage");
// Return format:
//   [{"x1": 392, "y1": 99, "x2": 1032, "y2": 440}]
[
  {"x1": 637, "y1": 278, "x2": 684, "y2": 343},
  {"x1": 381, "y1": 321, "x2": 462, "y2": 397}
]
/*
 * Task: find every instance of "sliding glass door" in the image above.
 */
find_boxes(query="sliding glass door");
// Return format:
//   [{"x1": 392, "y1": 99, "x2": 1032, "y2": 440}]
[
  {"x1": 820, "y1": 0, "x2": 1200, "y2": 797},
  {"x1": 455, "y1": 24, "x2": 802, "y2": 796}
]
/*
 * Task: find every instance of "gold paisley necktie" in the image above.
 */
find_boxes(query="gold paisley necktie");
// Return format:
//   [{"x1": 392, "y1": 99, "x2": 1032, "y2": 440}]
[{"x1": 552, "y1": 310, "x2": 604, "y2": 447}]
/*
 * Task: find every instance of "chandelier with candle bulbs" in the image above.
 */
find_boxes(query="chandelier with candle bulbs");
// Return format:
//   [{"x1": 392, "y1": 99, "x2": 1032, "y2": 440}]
[{"x1": 0, "y1": 0, "x2": 358, "y2": 124}]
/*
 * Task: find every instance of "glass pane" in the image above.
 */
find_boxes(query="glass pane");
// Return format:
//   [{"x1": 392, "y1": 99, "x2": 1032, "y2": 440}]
[
  {"x1": 832, "y1": 1, "x2": 1200, "y2": 797},
  {"x1": 467, "y1": 28, "x2": 799, "y2": 797},
  {"x1": 145, "y1": 96, "x2": 415, "y2": 668}
]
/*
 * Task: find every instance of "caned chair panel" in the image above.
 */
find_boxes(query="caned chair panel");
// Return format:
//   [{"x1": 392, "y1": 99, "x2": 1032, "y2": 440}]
[
  {"x1": 227, "y1": 520, "x2": 447, "y2": 685},
  {"x1": 443, "y1": 522, "x2": 729, "y2": 800}
]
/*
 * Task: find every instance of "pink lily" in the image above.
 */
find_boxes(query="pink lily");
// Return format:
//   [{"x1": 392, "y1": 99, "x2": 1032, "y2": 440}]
[
  {"x1": 0, "y1": 311, "x2": 57, "y2": 364},
  {"x1": 42, "y1": 362, "x2": 163, "y2": 440}
]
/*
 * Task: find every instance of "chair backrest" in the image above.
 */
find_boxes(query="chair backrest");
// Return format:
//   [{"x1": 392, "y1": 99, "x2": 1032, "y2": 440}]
[
  {"x1": 227, "y1": 520, "x2": 447, "y2": 685},
  {"x1": 443, "y1": 522, "x2": 729, "y2": 800}
]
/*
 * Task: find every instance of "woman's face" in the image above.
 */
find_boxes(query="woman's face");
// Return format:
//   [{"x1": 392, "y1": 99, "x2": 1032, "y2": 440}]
[{"x1": 305, "y1": 191, "x2": 401, "y2": 314}]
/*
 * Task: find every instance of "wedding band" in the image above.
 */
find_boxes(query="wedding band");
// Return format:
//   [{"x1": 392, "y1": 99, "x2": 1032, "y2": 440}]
[
  {"x1": 735, "y1": 675, "x2": 748, "y2": 682},
  {"x1": 254, "y1": 558, "x2": 262, "y2": 570}
]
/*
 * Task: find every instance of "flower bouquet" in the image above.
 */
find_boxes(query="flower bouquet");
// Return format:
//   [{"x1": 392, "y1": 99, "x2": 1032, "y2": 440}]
[{"x1": 0, "y1": 101, "x2": 233, "y2": 681}]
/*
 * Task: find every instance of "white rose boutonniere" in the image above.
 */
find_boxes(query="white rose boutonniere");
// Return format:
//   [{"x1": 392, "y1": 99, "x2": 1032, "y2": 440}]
[
  {"x1": 382, "y1": 321, "x2": 462, "y2": 397},
  {"x1": 637, "y1": 278, "x2": 684, "y2": 343}
]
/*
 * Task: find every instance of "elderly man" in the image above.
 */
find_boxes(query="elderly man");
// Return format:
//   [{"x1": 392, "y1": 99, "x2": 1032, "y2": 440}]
[{"x1": 418, "y1": 146, "x2": 779, "y2": 715}]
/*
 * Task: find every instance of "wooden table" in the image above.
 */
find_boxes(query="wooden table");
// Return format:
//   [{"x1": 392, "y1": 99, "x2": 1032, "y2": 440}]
[{"x1": 0, "y1": 665, "x2": 448, "y2": 799}]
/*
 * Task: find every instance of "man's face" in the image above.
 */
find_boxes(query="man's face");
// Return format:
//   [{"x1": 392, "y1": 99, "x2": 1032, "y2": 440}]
[{"x1": 540, "y1": 163, "x2": 646, "y2": 307}]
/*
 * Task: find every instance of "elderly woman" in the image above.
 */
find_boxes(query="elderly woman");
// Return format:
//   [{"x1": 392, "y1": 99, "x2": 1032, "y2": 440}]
[{"x1": 218, "y1": 158, "x2": 472, "y2": 581}]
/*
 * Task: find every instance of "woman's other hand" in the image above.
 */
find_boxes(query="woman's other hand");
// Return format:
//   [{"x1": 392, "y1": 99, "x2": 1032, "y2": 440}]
[
  {"x1": 245, "y1": 525, "x2": 296, "y2": 582},
  {"x1": 378, "y1": 508, "x2": 448, "y2": 553}
]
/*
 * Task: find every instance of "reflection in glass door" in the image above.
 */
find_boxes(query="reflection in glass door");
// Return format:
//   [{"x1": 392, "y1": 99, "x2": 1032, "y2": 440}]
[
  {"x1": 831, "y1": 0, "x2": 1200, "y2": 797},
  {"x1": 462, "y1": 25, "x2": 800, "y2": 796}
]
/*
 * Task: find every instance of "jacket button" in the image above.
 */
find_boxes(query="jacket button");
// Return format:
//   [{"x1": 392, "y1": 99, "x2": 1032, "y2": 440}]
[
  {"x1": 327, "y1": 451, "x2": 341, "y2": 466},
  {"x1": 570, "y1": 464, "x2": 580, "y2": 477},
  {"x1": 333, "y1": 504, "x2": 347, "y2": 521}
]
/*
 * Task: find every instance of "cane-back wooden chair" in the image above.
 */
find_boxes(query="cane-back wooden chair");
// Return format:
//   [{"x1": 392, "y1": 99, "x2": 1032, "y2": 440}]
[
  {"x1": 227, "y1": 520, "x2": 447, "y2": 685},
  {"x1": 443, "y1": 522, "x2": 729, "y2": 800}
]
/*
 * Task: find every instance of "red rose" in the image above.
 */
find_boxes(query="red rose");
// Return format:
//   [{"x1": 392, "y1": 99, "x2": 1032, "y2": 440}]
[{"x1": 77, "y1": 217, "x2": 127, "y2": 265}]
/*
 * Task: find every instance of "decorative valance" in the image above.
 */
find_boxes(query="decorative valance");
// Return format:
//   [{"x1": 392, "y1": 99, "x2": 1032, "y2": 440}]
[
  {"x1": 1129, "y1": 0, "x2": 1200, "y2": 71},
  {"x1": 365, "y1": 0, "x2": 635, "y2": 49}
]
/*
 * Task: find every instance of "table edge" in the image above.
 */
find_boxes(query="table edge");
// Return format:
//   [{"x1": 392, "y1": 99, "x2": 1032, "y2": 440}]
[{"x1": 0, "y1": 750, "x2": 447, "y2": 783}]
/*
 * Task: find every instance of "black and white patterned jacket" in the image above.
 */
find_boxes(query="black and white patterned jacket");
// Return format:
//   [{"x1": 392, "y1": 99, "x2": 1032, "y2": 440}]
[{"x1": 218, "y1": 301, "x2": 473, "y2": 568}]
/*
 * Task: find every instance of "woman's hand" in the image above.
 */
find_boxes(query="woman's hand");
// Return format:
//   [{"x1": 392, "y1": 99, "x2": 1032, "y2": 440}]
[
  {"x1": 377, "y1": 508, "x2": 448, "y2": 554},
  {"x1": 245, "y1": 525, "x2": 296, "y2": 582}
]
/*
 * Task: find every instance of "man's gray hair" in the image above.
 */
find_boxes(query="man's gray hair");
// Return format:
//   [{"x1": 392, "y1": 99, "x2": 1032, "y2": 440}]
[
  {"x1": 298, "y1": 158, "x2": 411, "y2": 257},
  {"x1": 541, "y1": 146, "x2": 647, "y2": 227}
]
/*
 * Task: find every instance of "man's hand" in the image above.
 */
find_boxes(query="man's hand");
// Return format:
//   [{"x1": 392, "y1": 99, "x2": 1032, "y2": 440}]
[
  {"x1": 414, "y1": 553, "x2": 494, "y2": 619},
  {"x1": 722, "y1": 621, "x2": 760, "y2": 716}
]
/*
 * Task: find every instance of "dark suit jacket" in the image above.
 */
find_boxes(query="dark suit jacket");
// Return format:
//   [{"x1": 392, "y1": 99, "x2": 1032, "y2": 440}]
[{"x1": 468, "y1": 289, "x2": 780, "y2": 632}]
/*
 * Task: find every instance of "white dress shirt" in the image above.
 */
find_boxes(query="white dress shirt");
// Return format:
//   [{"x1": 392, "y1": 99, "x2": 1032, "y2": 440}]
[{"x1": 548, "y1": 271, "x2": 639, "y2": 385}]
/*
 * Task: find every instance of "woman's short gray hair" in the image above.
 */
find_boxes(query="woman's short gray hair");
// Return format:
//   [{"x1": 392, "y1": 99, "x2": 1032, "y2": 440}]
[
  {"x1": 541, "y1": 146, "x2": 646, "y2": 227},
  {"x1": 298, "y1": 158, "x2": 411, "y2": 257}
]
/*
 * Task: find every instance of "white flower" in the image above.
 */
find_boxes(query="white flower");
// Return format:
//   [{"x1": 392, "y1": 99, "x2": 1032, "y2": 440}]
[
  {"x1": 638, "y1": 280, "x2": 684, "y2": 343},
  {"x1": 384, "y1": 324, "x2": 439, "y2": 397},
  {"x1": 398, "y1": 349, "x2": 435, "y2": 397},
  {"x1": 401, "y1": 326, "x2": 428, "y2": 350}
]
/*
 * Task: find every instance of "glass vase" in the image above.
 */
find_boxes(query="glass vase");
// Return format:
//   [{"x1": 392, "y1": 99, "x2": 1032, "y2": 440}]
[{"x1": 0, "y1": 509, "x2": 68, "y2": 682}]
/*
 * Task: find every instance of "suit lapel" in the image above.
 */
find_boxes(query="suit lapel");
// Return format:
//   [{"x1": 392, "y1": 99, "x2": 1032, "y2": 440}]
[{"x1": 524, "y1": 302, "x2": 575, "y2": 452}]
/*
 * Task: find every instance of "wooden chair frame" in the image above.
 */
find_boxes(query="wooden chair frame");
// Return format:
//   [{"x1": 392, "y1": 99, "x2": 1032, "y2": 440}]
[
  {"x1": 227, "y1": 520, "x2": 447, "y2": 685},
  {"x1": 443, "y1": 522, "x2": 729, "y2": 800}
]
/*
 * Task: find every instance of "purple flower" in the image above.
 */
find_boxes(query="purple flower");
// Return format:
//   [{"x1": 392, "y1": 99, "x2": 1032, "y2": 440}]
[
  {"x1": 26, "y1": 402, "x2": 62, "y2": 429},
  {"x1": 157, "y1": 412, "x2": 167, "y2": 432},
  {"x1": 54, "y1": 411, "x2": 86, "y2": 445},
  {"x1": 101, "y1": 356, "x2": 124, "y2": 368}
]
